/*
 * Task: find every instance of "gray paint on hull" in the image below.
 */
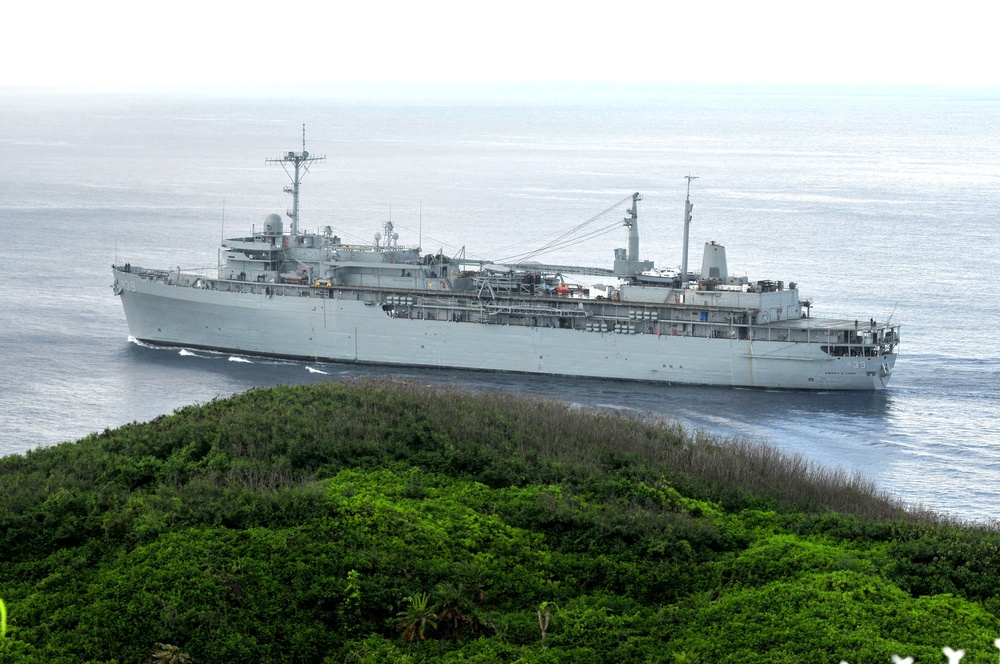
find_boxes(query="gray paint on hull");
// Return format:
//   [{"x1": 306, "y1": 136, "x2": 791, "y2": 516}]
[{"x1": 118, "y1": 275, "x2": 892, "y2": 390}]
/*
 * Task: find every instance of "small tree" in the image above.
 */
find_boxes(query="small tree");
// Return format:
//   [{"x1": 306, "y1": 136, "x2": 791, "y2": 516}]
[
  {"x1": 396, "y1": 593, "x2": 438, "y2": 642},
  {"x1": 150, "y1": 642, "x2": 192, "y2": 664},
  {"x1": 434, "y1": 583, "x2": 480, "y2": 642},
  {"x1": 537, "y1": 602, "x2": 551, "y2": 642}
]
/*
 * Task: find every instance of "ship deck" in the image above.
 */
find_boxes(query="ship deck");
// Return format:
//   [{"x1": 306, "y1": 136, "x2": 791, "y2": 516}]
[{"x1": 767, "y1": 317, "x2": 893, "y2": 332}]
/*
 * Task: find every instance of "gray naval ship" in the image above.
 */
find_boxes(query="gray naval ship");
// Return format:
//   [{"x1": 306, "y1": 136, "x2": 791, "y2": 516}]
[{"x1": 112, "y1": 142, "x2": 898, "y2": 390}]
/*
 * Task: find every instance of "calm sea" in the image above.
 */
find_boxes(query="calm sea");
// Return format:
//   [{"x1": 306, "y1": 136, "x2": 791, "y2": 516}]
[{"x1": 1, "y1": 84, "x2": 998, "y2": 522}]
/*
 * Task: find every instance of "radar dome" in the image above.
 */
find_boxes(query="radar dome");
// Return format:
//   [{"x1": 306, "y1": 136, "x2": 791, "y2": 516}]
[{"x1": 263, "y1": 213, "x2": 283, "y2": 236}]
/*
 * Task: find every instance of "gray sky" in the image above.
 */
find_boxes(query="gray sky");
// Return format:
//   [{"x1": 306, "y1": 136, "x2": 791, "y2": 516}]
[{"x1": 3, "y1": 0, "x2": 997, "y2": 88}]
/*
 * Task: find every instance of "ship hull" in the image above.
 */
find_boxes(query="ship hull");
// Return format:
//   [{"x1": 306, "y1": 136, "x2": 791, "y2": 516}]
[{"x1": 116, "y1": 270, "x2": 895, "y2": 391}]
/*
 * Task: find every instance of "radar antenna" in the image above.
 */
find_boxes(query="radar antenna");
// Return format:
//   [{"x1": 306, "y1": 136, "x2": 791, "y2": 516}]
[
  {"x1": 681, "y1": 175, "x2": 698, "y2": 285},
  {"x1": 266, "y1": 124, "x2": 326, "y2": 236}
]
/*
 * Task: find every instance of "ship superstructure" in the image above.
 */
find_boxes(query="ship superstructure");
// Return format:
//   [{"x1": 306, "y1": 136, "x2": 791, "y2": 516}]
[{"x1": 112, "y1": 141, "x2": 898, "y2": 390}]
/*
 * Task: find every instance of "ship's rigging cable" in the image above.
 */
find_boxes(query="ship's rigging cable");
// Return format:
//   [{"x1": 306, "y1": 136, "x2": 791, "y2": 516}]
[
  {"x1": 499, "y1": 221, "x2": 623, "y2": 265},
  {"x1": 320, "y1": 193, "x2": 634, "y2": 265},
  {"x1": 384, "y1": 193, "x2": 634, "y2": 265},
  {"x1": 484, "y1": 223, "x2": 594, "y2": 258},
  {"x1": 496, "y1": 194, "x2": 634, "y2": 264}
]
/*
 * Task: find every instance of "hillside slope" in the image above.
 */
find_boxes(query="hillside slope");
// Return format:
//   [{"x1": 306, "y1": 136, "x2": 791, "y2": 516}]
[{"x1": 1, "y1": 380, "x2": 999, "y2": 663}]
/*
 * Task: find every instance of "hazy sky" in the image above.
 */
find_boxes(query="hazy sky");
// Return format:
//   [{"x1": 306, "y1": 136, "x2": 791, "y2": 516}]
[{"x1": 3, "y1": 1, "x2": 997, "y2": 88}]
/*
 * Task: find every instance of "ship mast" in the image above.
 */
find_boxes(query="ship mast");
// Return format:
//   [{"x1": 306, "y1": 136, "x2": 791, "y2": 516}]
[
  {"x1": 612, "y1": 192, "x2": 654, "y2": 278},
  {"x1": 627, "y1": 192, "x2": 642, "y2": 263},
  {"x1": 681, "y1": 175, "x2": 698, "y2": 285},
  {"x1": 266, "y1": 125, "x2": 326, "y2": 236}
]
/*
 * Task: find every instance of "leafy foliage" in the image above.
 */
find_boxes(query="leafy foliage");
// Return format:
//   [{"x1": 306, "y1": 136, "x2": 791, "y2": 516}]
[
  {"x1": 1, "y1": 380, "x2": 999, "y2": 662},
  {"x1": 151, "y1": 643, "x2": 192, "y2": 664},
  {"x1": 396, "y1": 593, "x2": 440, "y2": 644}
]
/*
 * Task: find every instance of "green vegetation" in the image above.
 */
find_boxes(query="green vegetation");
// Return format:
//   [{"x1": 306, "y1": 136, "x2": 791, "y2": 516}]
[{"x1": 1, "y1": 379, "x2": 999, "y2": 662}]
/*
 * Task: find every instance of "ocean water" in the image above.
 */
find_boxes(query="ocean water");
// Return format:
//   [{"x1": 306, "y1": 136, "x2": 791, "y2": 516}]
[{"x1": 1, "y1": 84, "x2": 998, "y2": 522}]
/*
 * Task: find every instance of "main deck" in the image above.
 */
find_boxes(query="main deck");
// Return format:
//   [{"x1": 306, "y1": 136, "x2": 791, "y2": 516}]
[{"x1": 114, "y1": 265, "x2": 899, "y2": 365}]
